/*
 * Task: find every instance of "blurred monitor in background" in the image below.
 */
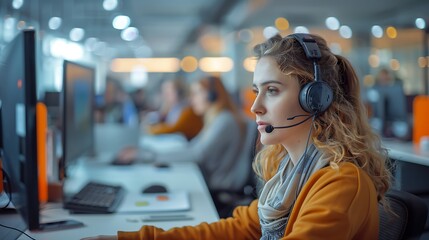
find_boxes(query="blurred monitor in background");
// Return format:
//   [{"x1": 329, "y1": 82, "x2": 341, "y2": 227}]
[{"x1": 62, "y1": 60, "x2": 95, "y2": 173}]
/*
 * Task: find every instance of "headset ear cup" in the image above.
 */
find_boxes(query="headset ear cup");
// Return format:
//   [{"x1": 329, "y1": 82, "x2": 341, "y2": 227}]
[
  {"x1": 299, "y1": 83, "x2": 312, "y2": 113},
  {"x1": 299, "y1": 81, "x2": 333, "y2": 114}
]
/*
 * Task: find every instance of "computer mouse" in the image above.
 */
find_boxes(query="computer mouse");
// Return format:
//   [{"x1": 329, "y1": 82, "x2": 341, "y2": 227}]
[
  {"x1": 142, "y1": 184, "x2": 168, "y2": 194},
  {"x1": 153, "y1": 162, "x2": 170, "y2": 168}
]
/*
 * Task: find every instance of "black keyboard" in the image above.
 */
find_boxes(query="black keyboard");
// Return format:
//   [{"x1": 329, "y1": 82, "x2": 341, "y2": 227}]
[{"x1": 64, "y1": 181, "x2": 125, "y2": 214}]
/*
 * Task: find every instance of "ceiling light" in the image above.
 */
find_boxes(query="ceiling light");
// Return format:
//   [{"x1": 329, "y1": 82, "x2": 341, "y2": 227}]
[
  {"x1": 386, "y1": 26, "x2": 397, "y2": 39},
  {"x1": 112, "y1": 15, "x2": 130, "y2": 30},
  {"x1": 325, "y1": 17, "x2": 340, "y2": 30},
  {"x1": 103, "y1": 0, "x2": 117, "y2": 11},
  {"x1": 275, "y1": 17, "x2": 289, "y2": 31},
  {"x1": 294, "y1": 26, "x2": 309, "y2": 34},
  {"x1": 339, "y1": 25, "x2": 352, "y2": 39},
  {"x1": 69, "y1": 28, "x2": 85, "y2": 41},
  {"x1": 263, "y1": 26, "x2": 279, "y2": 39},
  {"x1": 199, "y1": 57, "x2": 234, "y2": 73},
  {"x1": 111, "y1": 58, "x2": 181, "y2": 72},
  {"x1": 48, "y1": 17, "x2": 62, "y2": 30},
  {"x1": 180, "y1": 56, "x2": 198, "y2": 72},
  {"x1": 121, "y1": 27, "x2": 139, "y2": 41},
  {"x1": 415, "y1": 18, "x2": 426, "y2": 30},
  {"x1": 371, "y1": 25, "x2": 383, "y2": 38},
  {"x1": 12, "y1": 0, "x2": 24, "y2": 9},
  {"x1": 243, "y1": 57, "x2": 257, "y2": 72}
]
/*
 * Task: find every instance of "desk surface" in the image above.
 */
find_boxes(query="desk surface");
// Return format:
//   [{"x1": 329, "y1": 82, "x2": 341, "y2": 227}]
[
  {"x1": 382, "y1": 139, "x2": 429, "y2": 167},
  {"x1": 19, "y1": 155, "x2": 219, "y2": 239}
]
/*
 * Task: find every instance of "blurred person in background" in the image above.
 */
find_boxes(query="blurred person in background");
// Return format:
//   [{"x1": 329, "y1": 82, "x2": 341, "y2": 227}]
[
  {"x1": 144, "y1": 77, "x2": 203, "y2": 140},
  {"x1": 118, "y1": 76, "x2": 248, "y2": 193}
]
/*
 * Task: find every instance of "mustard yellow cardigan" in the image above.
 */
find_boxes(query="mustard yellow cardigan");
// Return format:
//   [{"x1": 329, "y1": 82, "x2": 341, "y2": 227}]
[
  {"x1": 118, "y1": 162, "x2": 379, "y2": 239},
  {"x1": 147, "y1": 107, "x2": 203, "y2": 140}
]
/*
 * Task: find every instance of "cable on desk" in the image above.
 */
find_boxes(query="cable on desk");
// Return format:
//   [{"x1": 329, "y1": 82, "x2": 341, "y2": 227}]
[
  {"x1": 0, "y1": 223, "x2": 36, "y2": 240},
  {"x1": 0, "y1": 165, "x2": 35, "y2": 239}
]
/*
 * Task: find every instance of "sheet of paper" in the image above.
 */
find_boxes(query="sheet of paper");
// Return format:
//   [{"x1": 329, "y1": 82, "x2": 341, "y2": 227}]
[{"x1": 116, "y1": 191, "x2": 190, "y2": 213}]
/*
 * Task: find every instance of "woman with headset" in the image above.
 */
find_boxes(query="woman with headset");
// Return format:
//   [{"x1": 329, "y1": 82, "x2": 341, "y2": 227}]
[{"x1": 84, "y1": 33, "x2": 391, "y2": 240}]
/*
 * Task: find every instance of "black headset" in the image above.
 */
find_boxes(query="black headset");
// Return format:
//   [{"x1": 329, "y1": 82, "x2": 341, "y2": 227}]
[
  {"x1": 289, "y1": 33, "x2": 333, "y2": 115},
  {"x1": 207, "y1": 76, "x2": 218, "y2": 102}
]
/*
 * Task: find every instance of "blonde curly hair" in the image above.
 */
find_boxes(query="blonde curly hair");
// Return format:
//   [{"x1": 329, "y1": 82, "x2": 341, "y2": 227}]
[{"x1": 252, "y1": 34, "x2": 391, "y2": 204}]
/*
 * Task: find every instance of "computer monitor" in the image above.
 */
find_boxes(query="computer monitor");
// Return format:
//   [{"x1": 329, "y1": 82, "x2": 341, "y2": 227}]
[
  {"x1": 0, "y1": 30, "x2": 83, "y2": 236},
  {"x1": 0, "y1": 29, "x2": 40, "y2": 232},
  {"x1": 61, "y1": 60, "x2": 95, "y2": 172}
]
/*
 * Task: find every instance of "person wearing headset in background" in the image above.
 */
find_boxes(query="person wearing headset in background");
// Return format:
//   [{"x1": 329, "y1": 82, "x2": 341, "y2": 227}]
[
  {"x1": 117, "y1": 75, "x2": 247, "y2": 192},
  {"x1": 144, "y1": 77, "x2": 203, "y2": 140},
  {"x1": 83, "y1": 33, "x2": 391, "y2": 240}
]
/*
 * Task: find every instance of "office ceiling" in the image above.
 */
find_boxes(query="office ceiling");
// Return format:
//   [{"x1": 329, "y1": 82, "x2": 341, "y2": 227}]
[{"x1": 2, "y1": 0, "x2": 428, "y2": 58}]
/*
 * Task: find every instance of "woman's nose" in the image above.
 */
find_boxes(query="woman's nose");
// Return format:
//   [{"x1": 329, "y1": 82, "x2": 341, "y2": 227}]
[{"x1": 251, "y1": 96, "x2": 265, "y2": 115}]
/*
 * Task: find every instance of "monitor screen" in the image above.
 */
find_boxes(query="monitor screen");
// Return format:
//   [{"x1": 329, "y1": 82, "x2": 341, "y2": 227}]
[
  {"x1": 62, "y1": 61, "x2": 95, "y2": 171},
  {"x1": 0, "y1": 29, "x2": 40, "y2": 231}
]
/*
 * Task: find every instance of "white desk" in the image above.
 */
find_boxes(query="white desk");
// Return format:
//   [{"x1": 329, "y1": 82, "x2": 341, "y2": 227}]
[
  {"x1": 20, "y1": 155, "x2": 219, "y2": 239},
  {"x1": 382, "y1": 139, "x2": 429, "y2": 166}
]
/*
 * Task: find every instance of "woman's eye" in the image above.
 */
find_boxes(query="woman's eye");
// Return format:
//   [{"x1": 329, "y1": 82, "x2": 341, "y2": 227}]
[{"x1": 267, "y1": 87, "x2": 278, "y2": 94}]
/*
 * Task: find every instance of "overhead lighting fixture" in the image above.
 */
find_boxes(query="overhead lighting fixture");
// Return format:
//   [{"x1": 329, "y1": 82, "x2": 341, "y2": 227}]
[
  {"x1": 180, "y1": 56, "x2": 198, "y2": 72},
  {"x1": 339, "y1": 25, "x2": 352, "y2": 39},
  {"x1": 294, "y1": 26, "x2": 309, "y2": 34},
  {"x1": 263, "y1": 26, "x2": 279, "y2": 39},
  {"x1": 111, "y1": 58, "x2": 181, "y2": 72},
  {"x1": 50, "y1": 38, "x2": 84, "y2": 60},
  {"x1": 386, "y1": 26, "x2": 397, "y2": 39},
  {"x1": 243, "y1": 57, "x2": 257, "y2": 72},
  {"x1": 103, "y1": 0, "x2": 117, "y2": 11},
  {"x1": 199, "y1": 57, "x2": 234, "y2": 73},
  {"x1": 48, "y1": 17, "x2": 62, "y2": 30},
  {"x1": 325, "y1": 17, "x2": 340, "y2": 30},
  {"x1": 69, "y1": 28, "x2": 85, "y2": 41},
  {"x1": 275, "y1": 17, "x2": 289, "y2": 31},
  {"x1": 12, "y1": 0, "x2": 24, "y2": 9},
  {"x1": 371, "y1": 25, "x2": 383, "y2": 38},
  {"x1": 112, "y1": 15, "x2": 130, "y2": 30},
  {"x1": 415, "y1": 18, "x2": 426, "y2": 30},
  {"x1": 121, "y1": 27, "x2": 139, "y2": 41}
]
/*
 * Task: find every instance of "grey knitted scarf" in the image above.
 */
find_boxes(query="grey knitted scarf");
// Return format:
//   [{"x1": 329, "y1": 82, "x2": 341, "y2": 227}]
[{"x1": 258, "y1": 144, "x2": 327, "y2": 239}]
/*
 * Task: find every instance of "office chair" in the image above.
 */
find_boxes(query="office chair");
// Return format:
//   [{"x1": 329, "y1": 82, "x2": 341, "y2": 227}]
[{"x1": 379, "y1": 189, "x2": 428, "y2": 240}]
